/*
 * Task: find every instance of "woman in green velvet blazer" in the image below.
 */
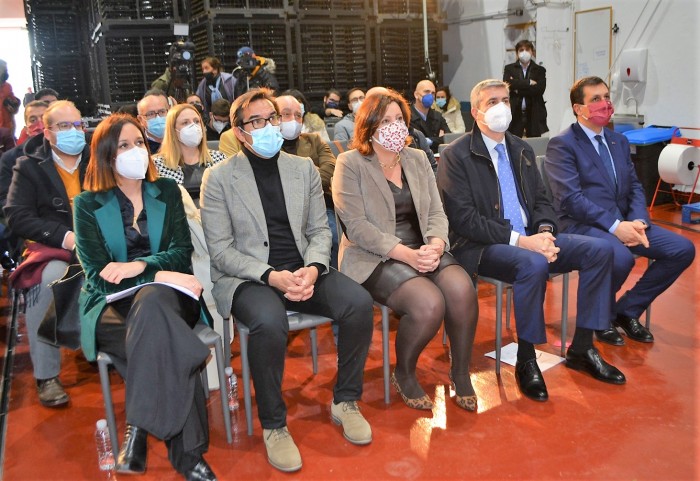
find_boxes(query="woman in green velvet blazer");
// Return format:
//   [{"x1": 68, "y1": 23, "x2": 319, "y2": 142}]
[{"x1": 73, "y1": 114, "x2": 217, "y2": 481}]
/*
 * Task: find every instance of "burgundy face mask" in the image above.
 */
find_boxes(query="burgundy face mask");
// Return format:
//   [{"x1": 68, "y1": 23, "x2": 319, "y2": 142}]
[{"x1": 584, "y1": 100, "x2": 614, "y2": 127}]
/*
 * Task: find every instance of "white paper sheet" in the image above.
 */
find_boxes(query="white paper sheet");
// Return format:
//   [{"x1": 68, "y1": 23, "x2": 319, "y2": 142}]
[
  {"x1": 105, "y1": 281, "x2": 198, "y2": 303},
  {"x1": 484, "y1": 342, "x2": 564, "y2": 372}
]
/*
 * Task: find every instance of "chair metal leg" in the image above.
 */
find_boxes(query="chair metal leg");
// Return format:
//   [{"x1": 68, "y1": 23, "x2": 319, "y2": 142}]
[
  {"x1": 380, "y1": 304, "x2": 390, "y2": 404},
  {"x1": 505, "y1": 288, "x2": 512, "y2": 329},
  {"x1": 561, "y1": 273, "x2": 569, "y2": 357},
  {"x1": 213, "y1": 338, "x2": 233, "y2": 444},
  {"x1": 495, "y1": 283, "x2": 503, "y2": 376},
  {"x1": 97, "y1": 355, "x2": 119, "y2": 454},
  {"x1": 223, "y1": 317, "x2": 232, "y2": 367},
  {"x1": 310, "y1": 328, "x2": 319, "y2": 375},
  {"x1": 238, "y1": 328, "x2": 254, "y2": 436},
  {"x1": 201, "y1": 368, "x2": 210, "y2": 400}
]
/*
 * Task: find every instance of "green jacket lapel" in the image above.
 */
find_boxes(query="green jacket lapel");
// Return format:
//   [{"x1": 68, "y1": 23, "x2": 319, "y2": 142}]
[
  {"x1": 144, "y1": 182, "x2": 165, "y2": 254},
  {"x1": 94, "y1": 190, "x2": 127, "y2": 262}
]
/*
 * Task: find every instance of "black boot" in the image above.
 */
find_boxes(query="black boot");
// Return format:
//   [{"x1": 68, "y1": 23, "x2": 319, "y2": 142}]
[{"x1": 116, "y1": 424, "x2": 148, "y2": 474}]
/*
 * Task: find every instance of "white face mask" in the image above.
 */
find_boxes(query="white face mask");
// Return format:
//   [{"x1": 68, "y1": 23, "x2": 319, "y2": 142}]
[
  {"x1": 279, "y1": 119, "x2": 303, "y2": 140},
  {"x1": 212, "y1": 120, "x2": 228, "y2": 133},
  {"x1": 479, "y1": 102, "x2": 512, "y2": 133},
  {"x1": 177, "y1": 122, "x2": 203, "y2": 148},
  {"x1": 518, "y1": 50, "x2": 532, "y2": 63},
  {"x1": 350, "y1": 99, "x2": 363, "y2": 113},
  {"x1": 115, "y1": 146, "x2": 149, "y2": 180}
]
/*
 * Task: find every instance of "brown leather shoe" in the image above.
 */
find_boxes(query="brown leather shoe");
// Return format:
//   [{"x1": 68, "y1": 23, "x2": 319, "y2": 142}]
[{"x1": 36, "y1": 377, "x2": 69, "y2": 407}]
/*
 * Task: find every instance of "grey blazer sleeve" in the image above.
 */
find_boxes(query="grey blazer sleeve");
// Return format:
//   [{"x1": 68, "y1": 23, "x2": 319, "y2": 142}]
[
  {"x1": 200, "y1": 165, "x2": 272, "y2": 283},
  {"x1": 301, "y1": 158, "x2": 332, "y2": 272}
]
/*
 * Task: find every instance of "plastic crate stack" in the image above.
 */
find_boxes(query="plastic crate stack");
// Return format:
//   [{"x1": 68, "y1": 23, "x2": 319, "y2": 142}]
[
  {"x1": 25, "y1": 0, "x2": 93, "y2": 113},
  {"x1": 87, "y1": 0, "x2": 185, "y2": 108}
]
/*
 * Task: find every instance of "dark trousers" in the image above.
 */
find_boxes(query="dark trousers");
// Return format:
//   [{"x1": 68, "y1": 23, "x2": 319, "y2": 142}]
[
  {"x1": 467, "y1": 233, "x2": 613, "y2": 344},
  {"x1": 96, "y1": 285, "x2": 210, "y2": 474},
  {"x1": 565, "y1": 223, "x2": 695, "y2": 320},
  {"x1": 231, "y1": 269, "x2": 374, "y2": 429}
]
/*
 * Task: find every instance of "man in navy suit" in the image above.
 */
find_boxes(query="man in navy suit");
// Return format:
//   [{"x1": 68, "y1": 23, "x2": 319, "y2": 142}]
[
  {"x1": 545, "y1": 76, "x2": 695, "y2": 346},
  {"x1": 438, "y1": 79, "x2": 625, "y2": 403}
]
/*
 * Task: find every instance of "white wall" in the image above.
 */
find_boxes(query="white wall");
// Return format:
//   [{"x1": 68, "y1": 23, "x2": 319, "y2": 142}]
[{"x1": 442, "y1": 0, "x2": 700, "y2": 136}]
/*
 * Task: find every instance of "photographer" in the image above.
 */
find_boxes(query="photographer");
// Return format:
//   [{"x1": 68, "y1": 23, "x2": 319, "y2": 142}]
[
  {"x1": 232, "y1": 46, "x2": 279, "y2": 99},
  {"x1": 151, "y1": 40, "x2": 195, "y2": 104}
]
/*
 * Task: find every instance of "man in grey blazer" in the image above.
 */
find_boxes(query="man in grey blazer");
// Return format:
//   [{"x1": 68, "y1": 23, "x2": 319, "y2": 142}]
[{"x1": 200, "y1": 88, "x2": 374, "y2": 473}]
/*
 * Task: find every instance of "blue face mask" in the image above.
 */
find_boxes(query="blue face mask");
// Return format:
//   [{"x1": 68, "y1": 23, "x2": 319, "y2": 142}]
[
  {"x1": 421, "y1": 93, "x2": 434, "y2": 108},
  {"x1": 146, "y1": 116, "x2": 166, "y2": 139},
  {"x1": 436, "y1": 98, "x2": 447, "y2": 109},
  {"x1": 54, "y1": 128, "x2": 86, "y2": 155},
  {"x1": 241, "y1": 123, "x2": 284, "y2": 158}
]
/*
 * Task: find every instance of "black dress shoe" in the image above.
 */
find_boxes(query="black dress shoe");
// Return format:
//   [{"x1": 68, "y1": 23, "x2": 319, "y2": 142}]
[
  {"x1": 565, "y1": 347, "x2": 626, "y2": 385},
  {"x1": 515, "y1": 359, "x2": 548, "y2": 402},
  {"x1": 614, "y1": 314, "x2": 654, "y2": 343},
  {"x1": 116, "y1": 424, "x2": 148, "y2": 474},
  {"x1": 0, "y1": 251, "x2": 16, "y2": 271},
  {"x1": 595, "y1": 327, "x2": 625, "y2": 346},
  {"x1": 184, "y1": 459, "x2": 217, "y2": 481}
]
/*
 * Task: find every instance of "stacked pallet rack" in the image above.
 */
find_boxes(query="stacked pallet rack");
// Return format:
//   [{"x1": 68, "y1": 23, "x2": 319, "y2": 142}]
[
  {"x1": 374, "y1": 0, "x2": 443, "y2": 97},
  {"x1": 88, "y1": 0, "x2": 187, "y2": 109},
  {"x1": 189, "y1": 0, "x2": 295, "y2": 92},
  {"x1": 24, "y1": 0, "x2": 93, "y2": 114},
  {"x1": 294, "y1": 0, "x2": 373, "y2": 106}
]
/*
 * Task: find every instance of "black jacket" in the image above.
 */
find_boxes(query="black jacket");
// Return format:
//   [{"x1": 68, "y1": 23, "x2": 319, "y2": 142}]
[
  {"x1": 409, "y1": 104, "x2": 450, "y2": 153},
  {"x1": 3, "y1": 137, "x2": 89, "y2": 246},
  {"x1": 436, "y1": 124, "x2": 557, "y2": 280},
  {"x1": 0, "y1": 133, "x2": 45, "y2": 209},
  {"x1": 503, "y1": 61, "x2": 549, "y2": 136}
]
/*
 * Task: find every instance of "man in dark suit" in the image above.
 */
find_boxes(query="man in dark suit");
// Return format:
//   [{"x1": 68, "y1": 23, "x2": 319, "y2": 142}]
[
  {"x1": 437, "y1": 79, "x2": 625, "y2": 403},
  {"x1": 503, "y1": 40, "x2": 548, "y2": 137},
  {"x1": 545, "y1": 76, "x2": 695, "y2": 346},
  {"x1": 4, "y1": 100, "x2": 89, "y2": 408},
  {"x1": 200, "y1": 88, "x2": 373, "y2": 473},
  {"x1": 410, "y1": 79, "x2": 450, "y2": 153}
]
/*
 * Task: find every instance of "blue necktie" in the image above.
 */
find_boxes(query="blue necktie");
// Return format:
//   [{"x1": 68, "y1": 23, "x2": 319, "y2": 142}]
[
  {"x1": 495, "y1": 143, "x2": 526, "y2": 235},
  {"x1": 595, "y1": 134, "x2": 617, "y2": 187}
]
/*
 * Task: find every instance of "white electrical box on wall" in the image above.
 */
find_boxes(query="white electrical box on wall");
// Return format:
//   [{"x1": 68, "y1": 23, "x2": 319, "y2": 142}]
[{"x1": 619, "y1": 48, "x2": 648, "y2": 83}]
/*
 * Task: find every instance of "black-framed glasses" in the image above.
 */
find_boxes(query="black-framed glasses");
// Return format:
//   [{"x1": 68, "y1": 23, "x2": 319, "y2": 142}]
[
  {"x1": 142, "y1": 108, "x2": 169, "y2": 120},
  {"x1": 241, "y1": 114, "x2": 281, "y2": 130},
  {"x1": 49, "y1": 120, "x2": 86, "y2": 132}
]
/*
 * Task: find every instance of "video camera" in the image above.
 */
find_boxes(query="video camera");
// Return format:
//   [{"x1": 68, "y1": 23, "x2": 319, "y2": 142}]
[
  {"x1": 169, "y1": 38, "x2": 195, "y2": 81},
  {"x1": 236, "y1": 46, "x2": 260, "y2": 75}
]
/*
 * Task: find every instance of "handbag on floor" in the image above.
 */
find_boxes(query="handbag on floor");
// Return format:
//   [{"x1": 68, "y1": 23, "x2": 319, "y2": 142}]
[{"x1": 37, "y1": 263, "x2": 84, "y2": 350}]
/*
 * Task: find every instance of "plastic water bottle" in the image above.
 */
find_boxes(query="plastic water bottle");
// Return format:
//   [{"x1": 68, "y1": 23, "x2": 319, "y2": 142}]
[
  {"x1": 95, "y1": 419, "x2": 115, "y2": 471},
  {"x1": 225, "y1": 367, "x2": 239, "y2": 411}
]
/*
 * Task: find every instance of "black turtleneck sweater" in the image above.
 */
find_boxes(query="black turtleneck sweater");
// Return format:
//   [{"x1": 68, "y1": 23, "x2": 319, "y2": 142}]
[{"x1": 244, "y1": 147, "x2": 305, "y2": 277}]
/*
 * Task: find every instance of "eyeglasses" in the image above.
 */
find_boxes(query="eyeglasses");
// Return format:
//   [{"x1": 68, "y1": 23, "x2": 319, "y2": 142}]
[
  {"x1": 241, "y1": 113, "x2": 281, "y2": 130},
  {"x1": 142, "y1": 108, "x2": 169, "y2": 120},
  {"x1": 350, "y1": 96, "x2": 366, "y2": 104},
  {"x1": 280, "y1": 112, "x2": 303, "y2": 121},
  {"x1": 49, "y1": 120, "x2": 86, "y2": 132}
]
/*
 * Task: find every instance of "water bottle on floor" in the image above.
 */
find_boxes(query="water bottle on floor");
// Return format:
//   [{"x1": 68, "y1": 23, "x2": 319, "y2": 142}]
[
  {"x1": 225, "y1": 367, "x2": 239, "y2": 411},
  {"x1": 225, "y1": 367, "x2": 241, "y2": 443},
  {"x1": 95, "y1": 419, "x2": 115, "y2": 471}
]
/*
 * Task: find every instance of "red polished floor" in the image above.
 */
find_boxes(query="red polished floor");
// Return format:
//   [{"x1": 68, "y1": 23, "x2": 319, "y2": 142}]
[{"x1": 1, "y1": 204, "x2": 698, "y2": 480}]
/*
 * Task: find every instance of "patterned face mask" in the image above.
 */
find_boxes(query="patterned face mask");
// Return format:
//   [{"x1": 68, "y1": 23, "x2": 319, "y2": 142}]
[{"x1": 373, "y1": 120, "x2": 409, "y2": 153}]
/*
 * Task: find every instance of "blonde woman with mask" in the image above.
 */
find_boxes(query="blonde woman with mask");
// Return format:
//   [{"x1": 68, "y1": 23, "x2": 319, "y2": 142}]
[{"x1": 153, "y1": 103, "x2": 226, "y2": 207}]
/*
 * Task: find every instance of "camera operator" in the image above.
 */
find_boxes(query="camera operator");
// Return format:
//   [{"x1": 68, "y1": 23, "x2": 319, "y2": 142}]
[
  {"x1": 232, "y1": 46, "x2": 279, "y2": 99},
  {"x1": 151, "y1": 40, "x2": 195, "y2": 104}
]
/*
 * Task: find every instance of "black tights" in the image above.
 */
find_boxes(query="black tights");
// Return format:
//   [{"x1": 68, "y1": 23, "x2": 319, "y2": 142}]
[{"x1": 386, "y1": 265, "x2": 478, "y2": 398}]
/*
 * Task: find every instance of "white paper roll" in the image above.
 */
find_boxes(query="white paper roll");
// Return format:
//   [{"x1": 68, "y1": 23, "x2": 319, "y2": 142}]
[{"x1": 658, "y1": 144, "x2": 700, "y2": 186}]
